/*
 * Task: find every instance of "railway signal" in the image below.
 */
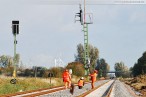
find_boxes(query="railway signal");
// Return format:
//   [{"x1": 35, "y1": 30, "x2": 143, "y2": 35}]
[
  {"x1": 75, "y1": 0, "x2": 93, "y2": 75},
  {"x1": 11, "y1": 20, "x2": 19, "y2": 84},
  {"x1": 12, "y1": 21, "x2": 19, "y2": 35},
  {"x1": 75, "y1": 4, "x2": 83, "y2": 25}
]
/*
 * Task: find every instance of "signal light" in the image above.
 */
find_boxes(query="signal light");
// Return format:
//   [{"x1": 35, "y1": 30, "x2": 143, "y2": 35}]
[
  {"x1": 75, "y1": 9, "x2": 83, "y2": 25},
  {"x1": 12, "y1": 21, "x2": 19, "y2": 24},
  {"x1": 76, "y1": 9, "x2": 83, "y2": 22},
  {"x1": 12, "y1": 21, "x2": 19, "y2": 35}
]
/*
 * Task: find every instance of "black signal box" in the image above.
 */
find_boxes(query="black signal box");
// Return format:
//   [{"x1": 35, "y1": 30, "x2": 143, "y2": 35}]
[
  {"x1": 12, "y1": 21, "x2": 19, "y2": 24},
  {"x1": 12, "y1": 21, "x2": 19, "y2": 35}
]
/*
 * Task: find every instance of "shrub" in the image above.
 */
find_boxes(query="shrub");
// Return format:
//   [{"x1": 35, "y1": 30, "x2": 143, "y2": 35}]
[
  {"x1": 49, "y1": 67, "x2": 64, "y2": 78},
  {"x1": 66, "y1": 62, "x2": 85, "y2": 76}
]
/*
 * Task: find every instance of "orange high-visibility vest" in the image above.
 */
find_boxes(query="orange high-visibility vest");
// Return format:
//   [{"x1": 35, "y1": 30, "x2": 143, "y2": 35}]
[
  {"x1": 78, "y1": 80, "x2": 84, "y2": 86},
  {"x1": 91, "y1": 73, "x2": 97, "y2": 82},
  {"x1": 62, "y1": 71, "x2": 70, "y2": 82}
]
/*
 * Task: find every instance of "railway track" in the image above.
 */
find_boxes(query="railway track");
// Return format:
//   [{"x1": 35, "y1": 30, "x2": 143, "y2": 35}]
[
  {"x1": 1, "y1": 80, "x2": 111, "y2": 97},
  {"x1": 1, "y1": 85, "x2": 65, "y2": 97},
  {"x1": 78, "y1": 80, "x2": 115, "y2": 97}
]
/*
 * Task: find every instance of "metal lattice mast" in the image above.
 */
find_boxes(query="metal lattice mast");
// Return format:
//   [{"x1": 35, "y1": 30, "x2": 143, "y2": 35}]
[
  {"x1": 83, "y1": 23, "x2": 89, "y2": 75},
  {"x1": 83, "y1": 0, "x2": 91, "y2": 75},
  {"x1": 75, "y1": 0, "x2": 92, "y2": 75}
]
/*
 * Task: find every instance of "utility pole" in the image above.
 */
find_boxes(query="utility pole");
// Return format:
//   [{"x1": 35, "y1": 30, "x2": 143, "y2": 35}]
[
  {"x1": 10, "y1": 20, "x2": 19, "y2": 84},
  {"x1": 75, "y1": 0, "x2": 93, "y2": 75}
]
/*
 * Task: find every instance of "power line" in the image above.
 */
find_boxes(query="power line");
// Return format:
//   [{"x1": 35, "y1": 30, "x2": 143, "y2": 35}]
[{"x1": 33, "y1": 0, "x2": 146, "y2": 5}]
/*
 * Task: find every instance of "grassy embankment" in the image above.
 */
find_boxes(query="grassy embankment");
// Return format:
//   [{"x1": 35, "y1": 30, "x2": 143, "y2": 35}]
[{"x1": 0, "y1": 75, "x2": 89, "y2": 95}]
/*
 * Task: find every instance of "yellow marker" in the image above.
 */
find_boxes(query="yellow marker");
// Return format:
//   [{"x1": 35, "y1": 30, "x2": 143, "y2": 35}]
[{"x1": 13, "y1": 70, "x2": 16, "y2": 78}]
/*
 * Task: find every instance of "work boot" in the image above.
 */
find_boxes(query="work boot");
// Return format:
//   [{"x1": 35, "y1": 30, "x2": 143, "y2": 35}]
[{"x1": 70, "y1": 83, "x2": 75, "y2": 95}]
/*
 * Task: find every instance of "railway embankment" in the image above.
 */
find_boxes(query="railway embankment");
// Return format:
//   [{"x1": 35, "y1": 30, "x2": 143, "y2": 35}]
[{"x1": 121, "y1": 74, "x2": 146, "y2": 97}]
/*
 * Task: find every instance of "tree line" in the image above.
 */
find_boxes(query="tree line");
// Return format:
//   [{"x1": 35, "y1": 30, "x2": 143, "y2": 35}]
[
  {"x1": 114, "y1": 51, "x2": 146, "y2": 78},
  {"x1": 131, "y1": 51, "x2": 146, "y2": 77},
  {"x1": 0, "y1": 43, "x2": 111, "y2": 78},
  {"x1": 114, "y1": 62, "x2": 131, "y2": 78}
]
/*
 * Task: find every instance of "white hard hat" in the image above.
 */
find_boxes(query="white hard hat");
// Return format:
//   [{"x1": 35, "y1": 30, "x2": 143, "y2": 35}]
[{"x1": 81, "y1": 77, "x2": 84, "y2": 80}]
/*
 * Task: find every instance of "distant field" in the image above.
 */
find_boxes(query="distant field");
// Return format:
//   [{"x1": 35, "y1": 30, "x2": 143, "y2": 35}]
[{"x1": 0, "y1": 76, "x2": 88, "y2": 95}]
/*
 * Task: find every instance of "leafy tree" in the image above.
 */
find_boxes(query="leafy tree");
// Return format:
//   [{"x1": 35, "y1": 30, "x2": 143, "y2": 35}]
[
  {"x1": 75, "y1": 44, "x2": 99, "y2": 71},
  {"x1": 39, "y1": 67, "x2": 48, "y2": 77},
  {"x1": 24, "y1": 69, "x2": 32, "y2": 76},
  {"x1": 49, "y1": 67, "x2": 64, "y2": 78},
  {"x1": 0, "y1": 55, "x2": 14, "y2": 75},
  {"x1": 114, "y1": 62, "x2": 130, "y2": 77},
  {"x1": 0, "y1": 55, "x2": 11, "y2": 67},
  {"x1": 0, "y1": 54, "x2": 20, "y2": 70},
  {"x1": 32, "y1": 66, "x2": 46, "y2": 77},
  {"x1": 132, "y1": 51, "x2": 146, "y2": 76},
  {"x1": 89, "y1": 45, "x2": 99, "y2": 70},
  {"x1": 42, "y1": 70, "x2": 49, "y2": 78},
  {"x1": 66, "y1": 62, "x2": 85, "y2": 76},
  {"x1": 98, "y1": 69, "x2": 103, "y2": 78},
  {"x1": 75, "y1": 43, "x2": 84, "y2": 64},
  {"x1": 96, "y1": 58, "x2": 110, "y2": 77}
]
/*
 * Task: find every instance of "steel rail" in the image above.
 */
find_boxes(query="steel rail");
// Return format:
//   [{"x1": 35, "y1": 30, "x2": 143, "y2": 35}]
[
  {"x1": 76, "y1": 80, "x2": 111, "y2": 97},
  {"x1": 0, "y1": 85, "x2": 64, "y2": 97},
  {"x1": 22, "y1": 82, "x2": 92, "y2": 97},
  {"x1": 103, "y1": 80, "x2": 115, "y2": 97},
  {"x1": 1, "y1": 81, "x2": 91, "y2": 97}
]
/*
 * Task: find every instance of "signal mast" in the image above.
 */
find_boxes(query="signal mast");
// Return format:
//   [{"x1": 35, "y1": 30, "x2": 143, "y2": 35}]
[{"x1": 75, "y1": 0, "x2": 93, "y2": 75}]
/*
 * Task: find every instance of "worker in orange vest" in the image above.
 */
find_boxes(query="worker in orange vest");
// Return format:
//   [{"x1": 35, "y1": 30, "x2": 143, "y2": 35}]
[
  {"x1": 89, "y1": 70, "x2": 98, "y2": 89},
  {"x1": 78, "y1": 77, "x2": 85, "y2": 89},
  {"x1": 62, "y1": 69, "x2": 71, "y2": 89}
]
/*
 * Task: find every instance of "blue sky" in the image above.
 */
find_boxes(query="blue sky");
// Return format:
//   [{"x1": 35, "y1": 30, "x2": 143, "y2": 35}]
[{"x1": 0, "y1": 0, "x2": 146, "y2": 70}]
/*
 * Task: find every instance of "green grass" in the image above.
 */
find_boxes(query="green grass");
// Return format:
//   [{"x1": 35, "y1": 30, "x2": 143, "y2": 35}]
[
  {"x1": 0, "y1": 77, "x2": 63, "y2": 95},
  {"x1": 0, "y1": 76, "x2": 89, "y2": 95}
]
